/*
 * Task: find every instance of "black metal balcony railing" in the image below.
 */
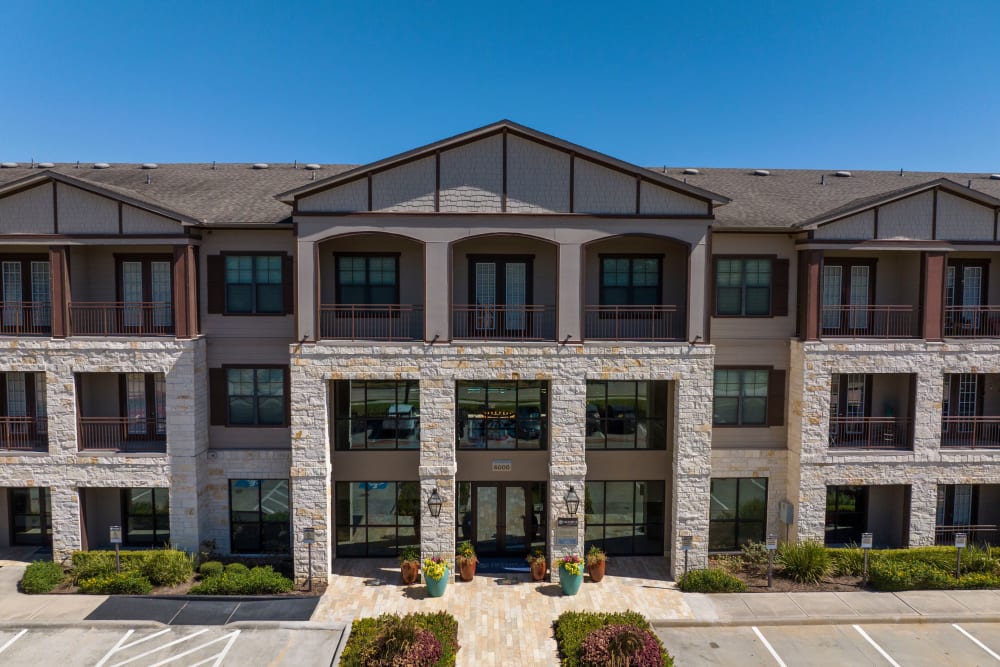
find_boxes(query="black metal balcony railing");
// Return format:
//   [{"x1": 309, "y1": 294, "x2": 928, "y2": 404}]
[
  {"x1": 940, "y1": 416, "x2": 1000, "y2": 449},
  {"x1": 828, "y1": 417, "x2": 912, "y2": 450},
  {"x1": 935, "y1": 524, "x2": 998, "y2": 546},
  {"x1": 452, "y1": 304, "x2": 555, "y2": 341},
  {"x1": 0, "y1": 416, "x2": 48, "y2": 451},
  {"x1": 78, "y1": 417, "x2": 166, "y2": 453},
  {"x1": 70, "y1": 302, "x2": 174, "y2": 337},
  {"x1": 319, "y1": 304, "x2": 423, "y2": 341},
  {"x1": 0, "y1": 302, "x2": 52, "y2": 336},
  {"x1": 584, "y1": 305, "x2": 685, "y2": 341},
  {"x1": 821, "y1": 305, "x2": 919, "y2": 338},
  {"x1": 944, "y1": 306, "x2": 1000, "y2": 338}
]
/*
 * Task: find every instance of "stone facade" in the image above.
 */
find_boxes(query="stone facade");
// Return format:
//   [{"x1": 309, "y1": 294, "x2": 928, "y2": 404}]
[
  {"x1": 0, "y1": 338, "x2": 206, "y2": 560},
  {"x1": 710, "y1": 448, "x2": 789, "y2": 541},
  {"x1": 789, "y1": 339, "x2": 1000, "y2": 546},
  {"x1": 289, "y1": 342, "x2": 716, "y2": 580}
]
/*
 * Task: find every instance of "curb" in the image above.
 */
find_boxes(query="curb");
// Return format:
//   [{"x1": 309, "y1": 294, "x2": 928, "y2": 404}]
[{"x1": 652, "y1": 613, "x2": 1000, "y2": 628}]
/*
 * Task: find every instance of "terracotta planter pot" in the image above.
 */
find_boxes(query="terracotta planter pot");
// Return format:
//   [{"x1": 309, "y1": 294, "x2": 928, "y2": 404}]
[
  {"x1": 400, "y1": 560, "x2": 420, "y2": 585},
  {"x1": 530, "y1": 560, "x2": 547, "y2": 582},
  {"x1": 458, "y1": 559, "x2": 477, "y2": 582},
  {"x1": 588, "y1": 560, "x2": 606, "y2": 583}
]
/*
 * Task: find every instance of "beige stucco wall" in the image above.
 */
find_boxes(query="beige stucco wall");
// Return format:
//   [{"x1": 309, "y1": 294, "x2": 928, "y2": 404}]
[{"x1": 0, "y1": 183, "x2": 55, "y2": 233}]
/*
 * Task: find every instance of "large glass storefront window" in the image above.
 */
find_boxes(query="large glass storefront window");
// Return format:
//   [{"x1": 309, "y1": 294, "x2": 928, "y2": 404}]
[
  {"x1": 229, "y1": 479, "x2": 290, "y2": 554},
  {"x1": 585, "y1": 381, "x2": 668, "y2": 449},
  {"x1": 708, "y1": 477, "x2": 767, "y2": 551},
  {"x1": 123, "y1": 487, "x2": 170, "y2": 547},
  {"x1": 456, "y1": 381, "x2": 548, "y2": 449},
  {"x1": 584, "y1": 481, "x2": 664, "y2": 555},
  {"x1": 825, "y1": 485, "x2": 869, "y2": 546},
  {"x1": 335, "y1": 481, "x2": 420, "y2": 557},
  {"x1": 10, "y1": 488, "x2": 51, "y2": 547},
  {"x1": 333, "y1": 380, "x2": 420, "y2": 450}
]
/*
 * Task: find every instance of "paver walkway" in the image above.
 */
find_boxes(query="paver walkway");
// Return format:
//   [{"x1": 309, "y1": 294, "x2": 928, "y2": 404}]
[{"x1": 312, "y1": 557, "x2": 693, "y2": 666}]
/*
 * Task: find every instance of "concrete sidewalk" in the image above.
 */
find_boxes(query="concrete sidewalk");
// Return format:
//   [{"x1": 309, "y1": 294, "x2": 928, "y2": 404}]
[
  {"x1": 0, "y1": 563, "x2": 109, "y2": 621},
  {"x1": 675, "y1": 588, "x2": 1000, "y2": 627}
]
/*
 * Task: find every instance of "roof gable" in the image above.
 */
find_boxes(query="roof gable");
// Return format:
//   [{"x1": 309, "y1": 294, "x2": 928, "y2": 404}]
[{"x1": 279, "y1": 120, "x2": 730, "y2": 215}]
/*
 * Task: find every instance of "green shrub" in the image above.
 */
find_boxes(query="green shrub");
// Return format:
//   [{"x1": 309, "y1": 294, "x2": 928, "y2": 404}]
[
  {"x1": 78, "y1": 572, "x2": 153, "y2": 595},
  {"x1": 21, "y1": 561, "x2": 66, "y2": 594},
  {"x1": 142, "y1": 550, "x2": 193, "y2": 587},
  {"x1": 959, "y1": 572, "x2": 1000, "y2": 589},
  {"x1": 740, "y1": 540, "x2": 770, "y2": 571},
  {"x1": 341, "y1": 612, "x2": 459, "y2": 667},
  {"x1": 554, "y1": 611, "x2": 672, "y2": 667},
  {"x1": 829, "y1": 548, "x2": 865, "y2": 577},
  {"x1": 960, "y1": 545, "x2": 1000, "y2": 575},
  {"x1": 777, "y1": 541, "x2": 830, "y2": 584},
  {"x1": 676, "y1": 568, "x2": 747, "y2": 593},
  {"x1": 188, "y1": 566, "x2": 294, "y2": 595},
  {"x1": 868, "y1": 557, "x2": 952, "y2": 592},
  {"x1": 224, "y1": 562, "x2": 250, "y2": 575},
  {"x1": 198, "y1": 561, "x2": 224, "y2": 578}
]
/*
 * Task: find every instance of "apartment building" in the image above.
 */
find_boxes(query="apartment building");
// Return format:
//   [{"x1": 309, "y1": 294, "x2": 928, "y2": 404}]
[{"x1": 1, "y1": 121, "x2": 999, "y2": 582}]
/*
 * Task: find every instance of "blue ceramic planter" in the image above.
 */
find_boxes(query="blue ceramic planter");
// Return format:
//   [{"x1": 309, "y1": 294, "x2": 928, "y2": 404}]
[
  {"x1": 426, "y1": 567, "x2": 450, "y2": 597},
  {"x1": 560, "y1": 571, "x2": 583, "y2": 596}
]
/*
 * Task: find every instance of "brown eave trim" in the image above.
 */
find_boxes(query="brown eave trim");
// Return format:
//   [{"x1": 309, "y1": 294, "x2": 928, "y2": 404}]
[{"x1": 291, "y1": 211, "x2": 714, "y2": 220}]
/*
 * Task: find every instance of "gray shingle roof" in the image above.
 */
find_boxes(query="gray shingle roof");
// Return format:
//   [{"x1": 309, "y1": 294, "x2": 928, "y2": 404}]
[{"x1": 1, "y1": 162, "x2": 997, "y2": 228}]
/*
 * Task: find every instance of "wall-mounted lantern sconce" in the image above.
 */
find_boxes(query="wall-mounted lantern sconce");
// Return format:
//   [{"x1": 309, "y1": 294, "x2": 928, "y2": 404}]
[
  {"x1": 564, "y1": 486, "x2": 580, "y2": 515},
  {"x1": 428, "y1": 488, "x2": 443, "y2": 517}
]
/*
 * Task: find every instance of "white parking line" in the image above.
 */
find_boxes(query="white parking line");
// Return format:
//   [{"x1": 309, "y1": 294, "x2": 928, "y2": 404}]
[
  {"x1": 146, "y1": 630, "x2": 240, "y2": 667},
  {"x1": 954, "y1": 624, "x2": 1000, "y2": 661},
  {"x1": 751, "y1": 626, "x2": 788, "y2": 667},
  {"x1": 0, "y1": 629, "x2": 27, "y2": 654},
  {"x1": 853, "y1": 625, "x2": 902, "y2": 667}
]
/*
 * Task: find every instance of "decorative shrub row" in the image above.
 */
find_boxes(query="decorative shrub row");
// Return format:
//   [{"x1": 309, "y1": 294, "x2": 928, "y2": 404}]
[
  {"x1": 70, "y1": 549, "x2": 193, "y2": 587},
  {"x1": 676, "y1": 568, "x2": 747, "y2": 593},
  {"x1": 341, "y1": 612, "x2": 459, "y2": 667},
  {"x1": 189, "y1": 565, "x2": 294, "y2": 595},
  {"x1": 554, "y1": 611, "x2": 673, "y2": 667},
  {"x1": 21, "y1": 561, "x2": 66, "y2": 594},
  {"x1": 78, "y1": 571, "x2": 154, "y2": 595}
]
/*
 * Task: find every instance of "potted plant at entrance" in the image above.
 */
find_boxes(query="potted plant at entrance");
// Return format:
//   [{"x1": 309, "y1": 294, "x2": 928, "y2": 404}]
[
  {"x1": 423, "y1": 556, "x2": 450, "y2": 597},
  {"x1": 557, "y1": 553, "x2": 584, "y2": 596},
  {"x1": 399, "y1": 545, "x2": 420, "y2": 585},
  {"x1": 586, "y1": 545, "x2": 607, "y2": 583},
  {"x1": 456, "y1": 541, "x2": 478, "y2": 582},
  {"x1": 526, "y1": 549, "x2": 547, "y2": 581}
]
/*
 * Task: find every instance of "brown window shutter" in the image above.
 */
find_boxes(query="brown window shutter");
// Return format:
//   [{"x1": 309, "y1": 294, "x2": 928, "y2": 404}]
[
  {"x1": 207, "y1": 255, "x2": 225, "y2": 314},
  {"x1": 767, "y1": 369, "x2": 786, "y2": 426},
  {"x1": 282, "y1": 255, "x2": 294, "y2": 315},
  {"x1": 209, "y1": 368, "x2": 228, "y2": 426},
  {"x1": 771, "y1": 258, "x2": 790, "y2": 316}
]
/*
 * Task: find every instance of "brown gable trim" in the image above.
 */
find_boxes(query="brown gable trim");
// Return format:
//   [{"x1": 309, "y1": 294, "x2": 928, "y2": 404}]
[
  {"x1": 434, "y1": 151, "x2": 440, "y2": 212},
  {"x1": 291, "y1": 210, "x2": 714, "y2": 220},
  {"x1": 52, "y1": 181, "x2": 59, "y2": 234},
  {"x1": 932, "y1": 189, "x2": 938, "y2": 239},
  {"x1": 569, "y1": 153, "x2": 575, "y2": 213},
  {"x1": 501, "y1": 128, "x2": 508, "y2": 213}
]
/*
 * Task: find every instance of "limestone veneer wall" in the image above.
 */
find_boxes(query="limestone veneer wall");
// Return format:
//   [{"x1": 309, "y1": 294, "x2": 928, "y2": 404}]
[
  {"x1": 0, "y1": 338, "x2": 206, "y2": 560},
  {"x1": 789, "y1": 339, "x2": 1000, "y2": 547},
  {"x1": 289, "y1": 342, "x2": 715, "y2": 581},
  {"x1": 710, "y1": 448, "x2": 789, "y2": 543}
]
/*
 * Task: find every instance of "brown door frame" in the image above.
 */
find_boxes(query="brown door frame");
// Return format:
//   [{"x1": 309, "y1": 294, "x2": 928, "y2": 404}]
[{"x1": 471, "y1": 481, "x2": 534, "y2": 557}]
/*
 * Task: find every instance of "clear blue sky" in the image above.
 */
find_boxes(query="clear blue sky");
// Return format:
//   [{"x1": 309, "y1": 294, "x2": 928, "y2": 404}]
[{"x1": 3, "y1": 1, "x2": 998, "y2": 171}]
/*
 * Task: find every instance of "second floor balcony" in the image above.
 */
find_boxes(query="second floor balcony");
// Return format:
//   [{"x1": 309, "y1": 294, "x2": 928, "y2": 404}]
[
  {"x1": 77, "y1": 372, "x2": 166, "y2": 453},
  {"x1": 828, "y1": 372, "x2": 914, "y2": 450},
  {"x1": 0, "y1": 416, "x2": 47, "y2": 452},
  {"x1": 941, "y1": 373, "x2": 1000, "y2": 449}
]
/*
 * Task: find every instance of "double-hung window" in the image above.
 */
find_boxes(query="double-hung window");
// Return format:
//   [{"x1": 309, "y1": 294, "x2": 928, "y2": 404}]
[
  {"x1": 336, "y1": 255, "x2": 399, "y2": 304},
  {"x1": 600, "y1": 256, "x2": 661, "y2": 306},
  {"x1": 226, "y1": 368, "x2": 286, "y2": 426},
  {"x1": 713, "y1": 369, "x2": 770, "y2": 426},
  {"x1": 715, "y1": 257, "x2": 772, "y2": 316},
  {"x1": 225, "y1": 255, "x2": 283, "y2": 314}
]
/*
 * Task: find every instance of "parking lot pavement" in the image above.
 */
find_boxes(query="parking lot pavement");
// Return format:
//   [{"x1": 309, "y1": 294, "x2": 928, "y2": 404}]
[
  {"x1": 84, "y1": 596, "x2": 321, "y2": 625},
  {"x1": 658, "y1": 621, "x2": 1000, "y2": 666},
  {"x1": 0, "y1": 624, "x2": 344, "y2": 666}
]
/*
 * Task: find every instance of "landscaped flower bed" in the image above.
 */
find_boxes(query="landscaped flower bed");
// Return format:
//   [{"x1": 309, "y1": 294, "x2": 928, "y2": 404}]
[
  {"x1": 340, "y1": 612, "x2": 459, "y2": 667},
  {"x1": 555, "y1": 610, "x2": 673, "y2": 667},
  {"x1": 700, "y1": 541, "x2": 1000, "y2": 593}
]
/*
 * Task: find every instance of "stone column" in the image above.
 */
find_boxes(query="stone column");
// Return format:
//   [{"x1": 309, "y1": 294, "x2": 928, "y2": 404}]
[
  {"x1": 419, "y1": 376, "x2": 456, "y2": 561},
  {"x1": 670, "y1": 351, "x2": 715, "y2": 578},
  {"x1": 909, "y1": 479, "x2": 939, "y2": 547},
  {"x1": 50, "y1": 486, "x2": 83, "y2": 563},
  {"x1": 289, "y1": 353, "x2": 331, "y2": 585},
  {"x1": 424, "y1": 242, "x2": 451, "y2": 342},
  {"x1": 548, "y1": 376, "x2": 586, "y2": 582},
  {"x1": 166, "y1": 340, "x2": 207, "y2": 553},
  {"x1": 557, "y1": 243, "x2": 582, "y2": 343}
]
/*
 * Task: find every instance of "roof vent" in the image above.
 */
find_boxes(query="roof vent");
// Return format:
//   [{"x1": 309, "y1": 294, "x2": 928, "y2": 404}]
[
  {"x1": 93, "y1": 163, "x2": 110, "y2": 169},
  {"x1": 304, "y1": 163, "x2": 322, "y2": 170},
  {"x1": 141, "y1": 163, "x2": 158, "y2": 169},
  {"x1": 991, "y1": 174, "x2": 1000, "y2": 181},
  {"x1": 252, "y1": 163, "x2": 269, "y2": 170},
  {"x1": 682, "y1": 168, "x2": 699, "y2": 175},
  {"x1": 37, "y1": 162, "x2": 55, "y2": 168},
  {"x1": 0, "y1": 162, "x2": 17, "y2": 168},
  {"x1": 835, "y1": 170, "x2": 852, "y2": 177},
  {"x1": 753, "y1": 169, "x2": 770, "y2": 176}
]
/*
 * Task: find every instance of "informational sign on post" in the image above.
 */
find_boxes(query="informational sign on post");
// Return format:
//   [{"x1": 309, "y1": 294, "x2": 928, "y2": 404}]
[
  {"x1": 955, "y1": 533, "x2": 968, "y2": 549},
  {"x1": 766, "y1": 534, "x2": 777, "y2": 588},
  {"x1": 109, "y1": 525, "x2": 122, "y2": 544},
  {"x1": 680, "y1": 535, "x2": 693, "y2": 552},
  {"x1": 861, "y1": 532, "x2": 873, "y2": 549},
  {"x1": 956, "y1": 532, "x2": 968, "y2": 578},
  {"x1": 861, "y1": 532, "x2": 873, "y2": 585},
  {"x1": 765, "y1": 535, "x2": 778, "y2": 551}
]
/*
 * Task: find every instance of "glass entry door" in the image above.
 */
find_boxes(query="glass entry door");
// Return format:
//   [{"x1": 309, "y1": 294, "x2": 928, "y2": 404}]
[
  {"x1": 461, "y1": 482, "x2": 544, "y2": 557},
  {"x1": 469, "y1": 256, "x2": 531, "y2": 335}
]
